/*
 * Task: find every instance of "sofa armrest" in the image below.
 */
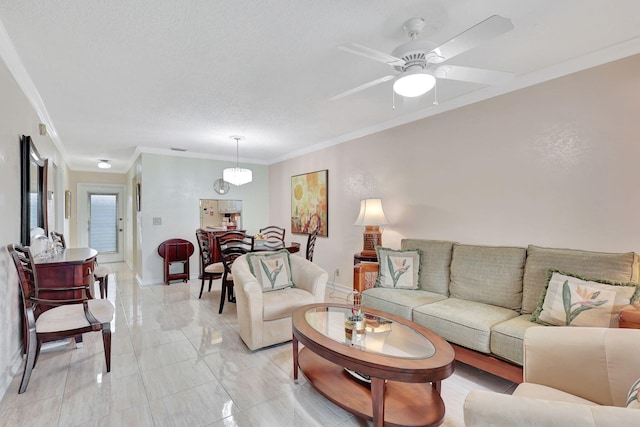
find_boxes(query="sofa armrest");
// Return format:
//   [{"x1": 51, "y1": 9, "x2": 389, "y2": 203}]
[
  {"x1": 464, "y1": 390, "x2": 640, "y2": 427},
  {"x1": 290, "y1": 255, "x2": 328, "y2": 302},
  {"x1": 353, "y1": 262, "x2": 379, "y2": 292},
  {"x1": 523, "y1": 327, "x2": 640, "y2": 406}
]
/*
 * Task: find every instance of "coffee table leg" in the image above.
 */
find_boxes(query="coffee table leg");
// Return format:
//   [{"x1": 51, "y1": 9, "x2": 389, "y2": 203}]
[
  {"x1": 370, "y1": 377, "x2": 385, "y2": 427},
  {"x1": 293, "y1": 335, "x2": 299, "y2": 382}
]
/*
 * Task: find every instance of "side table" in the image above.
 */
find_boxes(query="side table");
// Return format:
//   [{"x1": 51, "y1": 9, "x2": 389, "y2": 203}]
[
  {"x1": 354, "y1": 252, "x2": 377, "y2": 265},
  {"x1": 619, "y1": 308, "x2": 640, "y2": 329}
]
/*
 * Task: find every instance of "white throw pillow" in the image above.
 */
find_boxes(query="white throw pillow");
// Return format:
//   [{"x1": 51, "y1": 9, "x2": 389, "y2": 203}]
[
  {"x1": 627, "y1": 378, "x2": 640, "y2": 409},
  {"x1": 246, "y1": 250, "x2": 294, "y2": 292},
  {"x1": 375, "y1": 247, "x2": 422, "y2": 289},
  {"x1": 531, "y1": 270, "x2": 639, "y2": 327}
]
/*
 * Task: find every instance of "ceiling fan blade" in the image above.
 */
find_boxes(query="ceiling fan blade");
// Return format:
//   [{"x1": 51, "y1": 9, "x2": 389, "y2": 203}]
[
  {"x1": 330, "y1": 75, "x2": 395, "y2": 100},
  {"x1": 427, "y1": 15, "x2": 514, "y2": 63},
  {"x1": 434, "y1": 65, "x2": 513, "y2": 85},
  {"x1": 337, "y1": 43, "x2": 406, "y2": 67}
]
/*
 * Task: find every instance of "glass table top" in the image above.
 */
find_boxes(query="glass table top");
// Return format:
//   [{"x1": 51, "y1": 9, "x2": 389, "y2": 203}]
[{"x1": 304, "y1": 306, "x2": 435, "y2": 359}]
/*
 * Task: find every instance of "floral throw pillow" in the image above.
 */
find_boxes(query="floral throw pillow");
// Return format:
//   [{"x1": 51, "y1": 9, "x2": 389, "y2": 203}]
[
  {"x1": 375, "y1": 247, "x2": 422, "y2": 289},
  {"x1": 627, "y1": 378, "x2": 640, "y2": 409},
  {"x1": 246, "y1": 250, "x2": 294, "y2": 292},
  {"x1": 531, "y1": 270, "x2": 640, "y2": 327}
]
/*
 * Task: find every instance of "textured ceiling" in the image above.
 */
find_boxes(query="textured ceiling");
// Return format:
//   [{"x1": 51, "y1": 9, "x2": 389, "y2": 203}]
[{"x1": 1, "y1": 1, "x2": 639, "y2": 172}]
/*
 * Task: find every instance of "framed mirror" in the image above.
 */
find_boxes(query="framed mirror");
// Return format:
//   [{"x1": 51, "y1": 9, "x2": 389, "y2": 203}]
[{"x1": 20, "y1": 135, "x2": 48, "y2": 245}]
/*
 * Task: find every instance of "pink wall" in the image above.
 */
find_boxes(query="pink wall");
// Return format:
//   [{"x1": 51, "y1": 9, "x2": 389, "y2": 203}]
[{"x1": 269, "y1": 54, "x2": 640, "y2": 288}]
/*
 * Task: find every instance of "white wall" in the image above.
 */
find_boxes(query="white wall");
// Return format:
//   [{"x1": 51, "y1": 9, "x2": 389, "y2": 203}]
[
  {"x1": 269, "y1": 54, "x2": 640, "y2": 289},
  {"x1": 138, "y1": 153, "x2": 269, "y2": 285},
  {"x1": 0, "y1": 57, "x2": 66, "y2": 400}
]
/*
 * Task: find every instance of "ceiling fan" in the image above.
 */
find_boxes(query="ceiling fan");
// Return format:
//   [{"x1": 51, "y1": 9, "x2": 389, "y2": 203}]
[{"x1": 332, "y1": 15, "x2": 515, "y2": 101}]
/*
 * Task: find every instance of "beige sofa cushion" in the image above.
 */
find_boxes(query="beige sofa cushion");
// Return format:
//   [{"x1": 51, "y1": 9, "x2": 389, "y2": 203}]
[
  {"x1": 362, "y1": 288, "x2": 446, "y2": 320},
  {"x1": 401, "y1": 239, "x2": 455, "y2": 295},
  {"x1": 522, "y1": 245, "x2": 640, "y2": 314},
  {"x1": 490, "y1": 315, "x2": 541, "y2": 365},
  {"x1": 413, "y1": 298, "x2": 519, "y2": 353},
  {"x1": 449, "y1": 244, "x2": 526, "y2": 311}
]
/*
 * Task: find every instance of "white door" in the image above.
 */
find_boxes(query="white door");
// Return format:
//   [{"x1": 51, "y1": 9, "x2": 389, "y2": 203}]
[{"x1": 77, "y1": 184, "x2": 125, "y2": 263}]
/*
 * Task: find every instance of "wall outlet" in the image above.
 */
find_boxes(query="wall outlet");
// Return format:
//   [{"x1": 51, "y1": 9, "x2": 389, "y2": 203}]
[
  {"x1": 153, "y1": 217, "x2": 162, "y2": 225},
  {"x1": 335, "y1": 268, "x2": 340, "y2": 277}
]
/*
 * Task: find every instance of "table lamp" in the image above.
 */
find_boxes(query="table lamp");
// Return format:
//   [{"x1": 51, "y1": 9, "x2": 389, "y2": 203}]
[{"x1": 354, "y1": 198, "x2": 389, "y2": 257}]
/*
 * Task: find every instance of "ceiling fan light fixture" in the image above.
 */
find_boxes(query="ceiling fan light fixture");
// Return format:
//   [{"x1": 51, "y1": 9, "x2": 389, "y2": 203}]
[
  {"x1": 223, "y1": 136, "x2": 252, "y2": 186},
  {"x1": 393, "y1": 69, "x2": 436, "y2": 98}
]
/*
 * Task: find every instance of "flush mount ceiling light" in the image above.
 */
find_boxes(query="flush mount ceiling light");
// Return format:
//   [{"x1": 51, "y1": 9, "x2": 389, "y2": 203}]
[
  {"x1": 97, "y1": 159, "x2": 111, "y2": 169},
  {"x1": 393, "y1": 66, "x2": 436, "y2": 97},
  {"x1": 223, "y1": 136, "x2": 252, "y2": 186}
]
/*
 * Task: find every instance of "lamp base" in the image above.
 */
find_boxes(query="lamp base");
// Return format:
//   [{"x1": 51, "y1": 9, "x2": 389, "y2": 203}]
[{"x1": 360, "y1": 225, "x2": 382, "y2": 257}]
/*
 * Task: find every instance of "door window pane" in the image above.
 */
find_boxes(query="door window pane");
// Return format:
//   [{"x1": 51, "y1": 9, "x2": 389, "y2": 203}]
[{"x1": 89, "y1": 194, "x2": 117, "y2": 252}]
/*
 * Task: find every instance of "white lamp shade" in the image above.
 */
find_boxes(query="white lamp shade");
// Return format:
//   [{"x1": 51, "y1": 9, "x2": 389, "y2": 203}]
[
  {"x1": 393, "y1": 71, "x2": 436, "y2": 98},
  {"x1": 223, "y1": 167, "x2": 252, "y2": 186},
  {"x1": 354, "y1": 198, "x2": 389, "y2": 226}
]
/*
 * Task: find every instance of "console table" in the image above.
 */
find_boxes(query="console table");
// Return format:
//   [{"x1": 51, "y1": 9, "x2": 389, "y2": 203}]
[{"x1": 34, "y1": 247, "x2": 98, "y2": 302}]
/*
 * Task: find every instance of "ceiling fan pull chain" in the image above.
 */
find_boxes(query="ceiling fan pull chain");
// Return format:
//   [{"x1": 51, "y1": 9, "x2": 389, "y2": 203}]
[
  {"x1": 433, "y1": 80, "x2": 439, "y2": 106},
  {"x1": 392, "y1": 88, "x2": 396, "y2": 110}
]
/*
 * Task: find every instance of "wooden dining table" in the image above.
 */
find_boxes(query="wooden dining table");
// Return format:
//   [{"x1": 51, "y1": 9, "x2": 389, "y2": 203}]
[{"x1": 252, "y1": 240, "x2": 300, "y2": 253}]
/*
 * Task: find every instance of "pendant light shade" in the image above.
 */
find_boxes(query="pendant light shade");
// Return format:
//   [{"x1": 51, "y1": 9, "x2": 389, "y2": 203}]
[
  {"x1": 223, "y1": 167, "x2": 252, "y2": 186},
  {"x1": 223, "y1": 136, "x2": 252, "y2": 186}
]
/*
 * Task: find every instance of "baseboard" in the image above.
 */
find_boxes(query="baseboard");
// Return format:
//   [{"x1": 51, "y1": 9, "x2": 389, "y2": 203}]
[
  {"x1": 328, "y1": 281, "x2": 352, "y2": 294},
  {"x1": 0, "y1": 346, "x2": 23, "y2": 402}
]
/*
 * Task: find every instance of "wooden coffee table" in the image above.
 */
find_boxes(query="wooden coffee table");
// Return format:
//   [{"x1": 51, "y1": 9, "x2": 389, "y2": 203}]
[{"x1": 292, "y1": 303, "x2": 455, "y2": 427}]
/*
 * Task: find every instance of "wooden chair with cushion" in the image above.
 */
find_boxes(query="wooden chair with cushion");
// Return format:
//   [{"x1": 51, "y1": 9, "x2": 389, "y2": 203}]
[
  {"x1": 8, "y1": 243, "x2": 114, "y2": 394},
  {"x1": 258, "y1": 225, "x2": 286, "y2": 251},
  {"x1": 305, "y1": 227, "x2": 319, "y2": 262},
  {"x1": 259, "y1": 226, "x2": 285, "y2": 242},
  {"x1": 216, "y1": 231, "x2": 254, "y2": 313},
  {"x1": 195, "y1": 229, "x2": 224, "y2": 299}
]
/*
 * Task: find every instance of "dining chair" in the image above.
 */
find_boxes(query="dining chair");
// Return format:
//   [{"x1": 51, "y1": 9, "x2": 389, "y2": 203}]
[
  {"x1": 195, "y1": 229, "x2": 224, "y2": 299},
  {"x1": 305, "y1": 227, "x2": 319, "y2": 262},
  {"x1": 259, "y1": 226, "x2": 285, "y2": 242},
  {"x1": 7, "y1": 243, "x2": 114, "y2": 394},
  {"x1": 216, "y1": 231, "x2": 254, "y2": 313}
]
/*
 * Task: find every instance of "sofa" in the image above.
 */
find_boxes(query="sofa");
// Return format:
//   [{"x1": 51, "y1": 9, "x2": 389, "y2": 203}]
[
  {"x1": 354, "y1": 239, "x2": 640, "y2": 382},
  {"x1": 464, "y1": 327, "x2": 640, "y2": 426}
]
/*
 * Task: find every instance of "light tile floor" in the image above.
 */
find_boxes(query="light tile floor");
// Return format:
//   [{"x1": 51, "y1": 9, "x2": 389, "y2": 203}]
[{"x1": 0, "y1": 262, "x2": 515, "y2": 426}]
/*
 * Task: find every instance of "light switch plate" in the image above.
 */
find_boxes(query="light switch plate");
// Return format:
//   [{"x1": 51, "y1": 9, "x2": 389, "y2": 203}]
[{"x1": 153, "y1": 217, "x2": 162, "y2": 225}]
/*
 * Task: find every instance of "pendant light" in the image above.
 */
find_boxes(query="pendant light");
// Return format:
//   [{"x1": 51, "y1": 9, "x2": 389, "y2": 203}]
[{"x1": 223, "y1": 136, "x2": 252, "y2": 186}]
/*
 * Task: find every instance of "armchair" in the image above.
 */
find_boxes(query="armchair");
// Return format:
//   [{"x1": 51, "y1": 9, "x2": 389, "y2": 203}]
[
  {"x1": 231, "y1": 254, "x2": 327, "y2": 350},
  {"x1": 464, "y1": 327, "x2": 640, "y2": 426}
]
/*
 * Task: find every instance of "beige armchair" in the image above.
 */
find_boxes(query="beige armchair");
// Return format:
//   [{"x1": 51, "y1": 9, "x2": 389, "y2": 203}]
[
  {"x1": 232, "y1": 254, "x2": 327, "y2": 350},
  {"x1": 464, "y1": 327, "x2": 640, "y2": 426}
]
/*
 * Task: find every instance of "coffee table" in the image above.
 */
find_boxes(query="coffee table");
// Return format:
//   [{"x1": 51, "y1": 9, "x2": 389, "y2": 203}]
[{"x1": 292, "y1": 303, "x2": 455, "y2": 427}]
